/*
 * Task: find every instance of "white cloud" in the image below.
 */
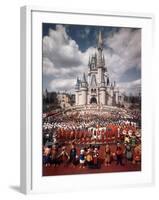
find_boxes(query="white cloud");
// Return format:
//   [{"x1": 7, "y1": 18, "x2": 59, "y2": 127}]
[
  {"x1": 49, "y1": 78, "x2": 75, "y2": 92},
  {"x1": 105, "y1": 28, "x2": 141, "y2": 82},
  {"x1": 118, "y1": 79, "x2": 141, "y2": 95},
  {"x1": 43, "y1": 25, "x2": 84, "y2": 69},
  {"x1": 43, "y1": 57, "x2": 58, "y2": 75}
]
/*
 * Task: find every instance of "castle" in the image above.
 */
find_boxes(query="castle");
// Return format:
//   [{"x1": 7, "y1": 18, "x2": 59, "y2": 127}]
[{"x1": 75, "y1": 31, "x2": 124, "y2": 107}]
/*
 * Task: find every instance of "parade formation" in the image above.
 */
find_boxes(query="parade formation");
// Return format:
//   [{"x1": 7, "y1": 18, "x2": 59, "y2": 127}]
[{"x1": 42, "y1": 107, "x2": 141, "y2": 175}]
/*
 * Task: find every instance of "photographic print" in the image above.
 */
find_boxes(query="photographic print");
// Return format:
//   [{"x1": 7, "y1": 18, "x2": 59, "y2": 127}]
[{"x1": 42, "y1": 23, "x2": 141, "y2": 176}]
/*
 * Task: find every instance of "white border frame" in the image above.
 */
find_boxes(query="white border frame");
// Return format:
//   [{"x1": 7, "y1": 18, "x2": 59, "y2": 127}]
[{"x1": 20, "y1": 6, "x2": 154, "y2": 194}]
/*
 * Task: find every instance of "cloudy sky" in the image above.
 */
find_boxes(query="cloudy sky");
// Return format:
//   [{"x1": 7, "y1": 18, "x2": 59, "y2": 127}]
[{"x1": 42, "y1": 23, "x2": 141, "y2": 96}]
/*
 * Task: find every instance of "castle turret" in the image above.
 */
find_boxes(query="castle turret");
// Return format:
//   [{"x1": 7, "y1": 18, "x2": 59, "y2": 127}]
[
  {"x1": 114, "y1": 87, "x2": 119, "y2": 105},
  {"x1": 107, "y1": 76, "x2": 110, "y2": 86},
  {"x1": 100, "y1": 73, "x2": 106, "y2": 105},
  {"x1": 81, "y1": 73, "x2": 88, "y2": 88},
  {"x1": 88, "y1": 56, "x2": 91, "y2": 67},
  {"x1": 100, "y1": 72, "x2": 106, "y2": 87},
  {"x1": 43, "y1": 88, "x2": 48, "y2": 98},
  {"x1": 80, "y1": 73, "x2": 88, "y2": 105},
  {"x1": 75, "y1": 77, "x2": 80, "y2": 105},
  {"x1": 89, "y1": 54, "x2": 97, "y2": 70},
  {"x1": 75, "y1": 77, "x2": 80, "y2": 90}
]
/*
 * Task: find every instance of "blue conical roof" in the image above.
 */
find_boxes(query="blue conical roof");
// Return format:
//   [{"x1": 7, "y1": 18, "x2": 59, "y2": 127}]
[
  {"x1": 75, "y1": 77, "x2": 80, "y2": 90},
  {"x1": 81, "y1": 73, "x2": 87, "y2": 83},
  {"x1": 81, "y1": 73, "x2": 88, "y2": 88}
]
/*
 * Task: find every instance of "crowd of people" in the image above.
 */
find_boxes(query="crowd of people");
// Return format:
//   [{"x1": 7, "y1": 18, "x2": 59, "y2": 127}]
[
  {"x1": 43, "y1": 109, "x2": 141, "y2": 146},
  {"x1": 42, "y1": 107, "x2": 141, "y2": 171},
  {"x1": 43, "y1": 142, "x2": 141, "y2": 168}
]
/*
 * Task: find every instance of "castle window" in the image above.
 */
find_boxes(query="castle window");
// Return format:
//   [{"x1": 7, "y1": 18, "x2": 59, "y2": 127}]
[{"x1": 91, "y1": 88, "x2": 96, "y2": 93}]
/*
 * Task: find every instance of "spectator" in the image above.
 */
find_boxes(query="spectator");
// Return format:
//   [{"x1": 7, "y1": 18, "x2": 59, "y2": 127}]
[
  {"x1": 58, "y1": 146, "x2": 70, "y2": 166},
  {"x1": 43, "y1": 146, "x2": 51, "y2": 167},
  {"x1": 79, "y1": 149, "x2": 85, "y2": 168},
  {"x1": 105, "y1": 144, "x2": 111, "y2": 166},
  {"x1": 116, "y1": 143, "x2": 124, "y2": 166},
  {"x1": 69, "y1": 144, "x2": 77, "y2": 167}
]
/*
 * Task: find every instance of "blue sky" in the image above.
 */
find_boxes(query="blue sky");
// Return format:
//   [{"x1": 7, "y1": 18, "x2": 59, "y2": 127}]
[
  {"x1": 43, "y1": 23, "x2": 120, "y2": 52},
  {"x1": 42, "y1": 23, "x2": 141, "y2": 95}
]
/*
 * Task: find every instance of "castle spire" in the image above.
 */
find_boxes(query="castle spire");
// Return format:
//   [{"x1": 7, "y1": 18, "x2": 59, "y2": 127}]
[
  {"x1": 81, "y1": 73, "x2": 88, "y2": 88},
  {"x1": 75, "y1": 77, "x2": 80, "y2": 90},
  {"x1": 102, "y1": 55, "x2": 105, "y2": 65},
  {"x1": 97, "y1": 31, "x2": 105, "y2": 69},
  {"x1": 88, "y1": 56, "x2": 91, "y2": 66},
  {"x1": 107, "y1": 77, "x2": 110, "y2": 86},
  {"x1": 82, "y1": 73, "x2": 87, "y2": 83},
  {"x1": 98, "y1": 30, "x2": 104, "y2": 50}
]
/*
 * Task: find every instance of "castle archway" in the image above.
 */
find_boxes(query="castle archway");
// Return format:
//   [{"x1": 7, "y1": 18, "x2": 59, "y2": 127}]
[{"x1": 90, "y1": 96, "x2": 97, "y2": 104}]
